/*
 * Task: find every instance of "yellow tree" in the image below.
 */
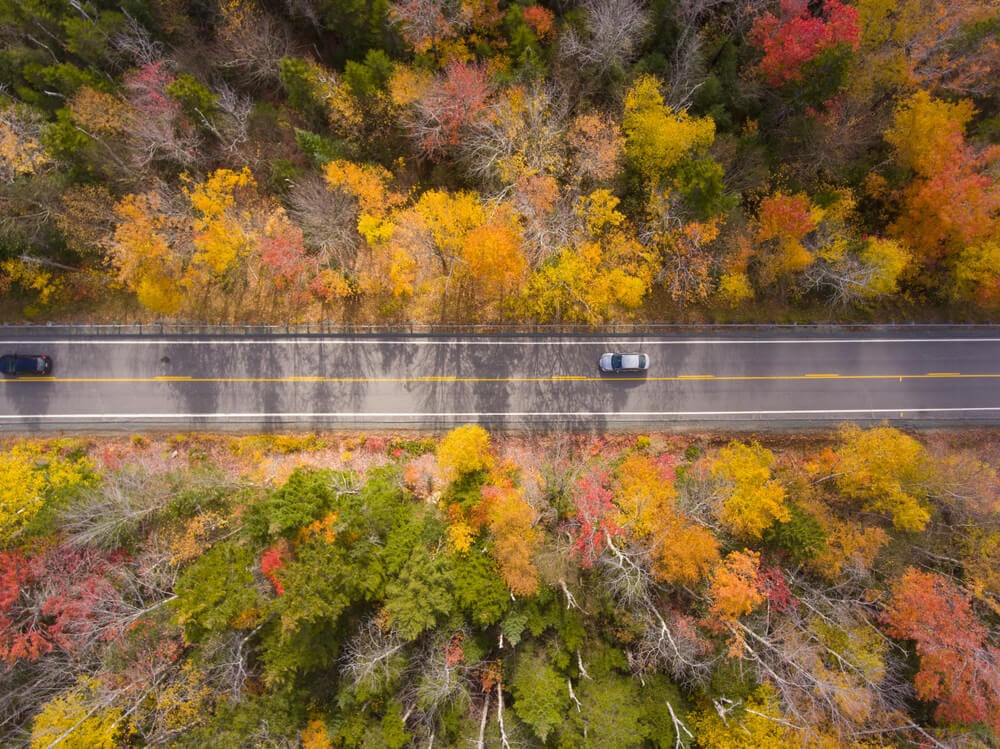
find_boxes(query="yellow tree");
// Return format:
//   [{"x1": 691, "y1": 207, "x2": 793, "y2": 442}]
[
  {"x1": 622, "y1": 74, "x2": 715, "y2": 189},
  {"x1": 831, "y1": 424, "x2": 932, "y2": 532},
  {"x1": 519, "y1": 232, "x2": 655, "y2": 323},
  {"x1": 0, "y1": 103, "x2": 52, "y2": 183},
  {"x1": 186, "y1": 166, "x2": 258, "y2": 278},
  {"x1": 106, "y1": 189, "x2": 189, "y2": 314},
  {"x1": 614, "y1": 453, "x2": 720, "y2": 586},
  {"x1": 711, "y1": 442, "x2": 790, "y2": 540},
  {"x1": 30, "y1": 677, "x2": 125, "y2": 749},
  {"x1": 0, "y1": 442, "x2": 97, "y2": 547},
  {"x1": 436, "y1": 424, "x2": 493, "y2": 483},
  {"x1": 690, "y1": 685, "x2": 795, "y2": 749}
]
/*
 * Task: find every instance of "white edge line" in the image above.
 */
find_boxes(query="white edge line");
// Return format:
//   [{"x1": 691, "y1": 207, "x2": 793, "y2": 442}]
[{"x1": 2, "y1": 407, "x2": 1000, "y2": 420}]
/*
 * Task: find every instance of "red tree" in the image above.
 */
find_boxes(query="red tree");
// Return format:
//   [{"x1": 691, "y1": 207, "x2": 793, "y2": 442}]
[
  {"x1": 567, "y1": 470, "x2": 622, "y2": 568},
  {"x1": 409, "y1": 62, "x2": 490, "y2": 159},
  {"x1": 1, "y1": 546, "x2": 129, "y2": 665},
  {"x1": 750, "y1": 0, "x2": 860, "y2": 87},
  {"x1": 882, "y1": 568, "x2": 1000, "y2": 733}
]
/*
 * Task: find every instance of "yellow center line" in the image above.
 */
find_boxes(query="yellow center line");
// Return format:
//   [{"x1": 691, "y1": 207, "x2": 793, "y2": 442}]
[
  {"x1": 678, "y1": 374, "x2": 716, "y2": 380},
  {"x1": 804, "y1": 373, "x2": 840, "y2": 378},
  {"x1": 926, "y1": 372, "x2": 961, "y2": 377},
  {"x1": 551, "y1": 375, "x2": 587, "y2": 380}
]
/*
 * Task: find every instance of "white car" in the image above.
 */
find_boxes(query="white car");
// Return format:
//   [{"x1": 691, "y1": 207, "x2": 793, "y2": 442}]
[{"x1": 599, "y1": 353, "x2": 649, "y2": 373}]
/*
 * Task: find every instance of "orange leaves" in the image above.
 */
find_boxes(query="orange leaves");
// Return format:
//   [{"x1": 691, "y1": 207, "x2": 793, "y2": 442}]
[
  {"x1": 755, "y1": 192, "x2": 818, "y2": 244},
  {"x1": 521, "y1": 5, "x2": 555, "y2": 41},
  {"x1": 753, "y1": 191, "x2": 819, "y2": 280},
  {"x1": 652, "y1": 520, "x2": 721, "y2": 587},
  {"x1": 882, "y1": 568, "x2": 1000, "y2": 732},
  {"x1": 613, "y1": 454, "x2": 720, "y2": 586},
  {"x1": 486, "y1": 485, "x2": 540, "y2": 596},
  {"x1": 707, "y1": 550, "x2": 765, "y2": 632},
  {"x1": 567, "y1": 111, "x2": 624, "y2": 186},
  {"x1": 883, "y1": 91, "x2": 1000, "y2": 270},
  {"x1": 460, "y1": 219, "x2": 527, "y2": 297}
]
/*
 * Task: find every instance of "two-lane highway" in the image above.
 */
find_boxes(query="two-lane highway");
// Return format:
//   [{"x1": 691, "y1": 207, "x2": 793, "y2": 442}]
[{"x1": 1, "y1": 331, "x2": 999, "y2": 430}]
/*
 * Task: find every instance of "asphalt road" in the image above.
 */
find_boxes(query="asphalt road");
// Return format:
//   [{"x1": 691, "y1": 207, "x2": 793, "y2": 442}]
[{"x1": 1, "y1": 329, "x2": 999, "y2": 431}]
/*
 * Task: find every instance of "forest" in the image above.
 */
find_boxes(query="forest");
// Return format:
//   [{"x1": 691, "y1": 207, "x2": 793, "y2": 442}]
[
  {"x1": 0, "y1": 0, "x2": 997, "y2": 324},
  {"x1": 1, "y1": 425, "x2": 998, "y2": 747}
]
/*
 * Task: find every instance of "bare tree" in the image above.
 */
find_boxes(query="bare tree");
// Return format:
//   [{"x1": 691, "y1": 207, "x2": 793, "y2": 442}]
[
  {"x1": 558, "y1": 0, "x2": 650, "y2": 77},
  {"x1": 459, "y1": 84, "x2": 568, "y2": 195},
  {"x1": 213, "y1": 1, "x2": 293, "y2": 89},
  {"x1": 664, "y1": 0, "x2": 732, "y2": 108},
  {"x1": 286, "y1": 174, "x2": 364, "y2": 271},
  {"x1": 109, "y1": 12, "x2": 165, "y2": 68},
  {"x1": 601, "y1": 536, "x2": 715, "y2": 686},
  {"x1": 340, "y1": 618, "x2": 408, "y2": 697}
]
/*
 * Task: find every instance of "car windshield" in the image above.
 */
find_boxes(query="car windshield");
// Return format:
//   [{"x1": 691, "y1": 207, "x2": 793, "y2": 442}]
[{"x1": 612, "y1": 354, "x2": 623, "y2": 368}]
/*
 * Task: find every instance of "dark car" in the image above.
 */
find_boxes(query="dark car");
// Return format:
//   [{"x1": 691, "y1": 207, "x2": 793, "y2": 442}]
[
  {"x1": 0, "y1": 353, "x2": 52, "y2": 376},
  {"x1": 599, "y1": 352, "x2": 649, "y2": 373}
]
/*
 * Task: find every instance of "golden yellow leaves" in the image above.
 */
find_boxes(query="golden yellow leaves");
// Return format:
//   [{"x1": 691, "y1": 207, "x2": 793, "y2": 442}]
[
  {"x1": 885, "y1": 90, "x2": 976, "y2": 178},
  {"x1": 68, "y1": 86, "x2": 131, "y2": 137},
  {"x1": 623, "y1": 75, "x2": 716, "y2": 187},
  {"x1": 831, "y1": 424, "x2": 932, "y2": 532},
  {"x1": 613, "y1": 454, "x2": 720, "y2": 586},
  {"x1": 436, "y1": 424, "x2": 494, "y2": 483},
  {"x1": 712, "y1": 441, "x2": 791, "y2": 541},
  {"x1": 186, "y1": 167, "x2": 255, "y2": 276},
  {"x1": 0, "y1": 105, "x2": 52, "y2": 182},
  {"x1": 30, "y1": 677, "x2": 125, "y2": 749}
]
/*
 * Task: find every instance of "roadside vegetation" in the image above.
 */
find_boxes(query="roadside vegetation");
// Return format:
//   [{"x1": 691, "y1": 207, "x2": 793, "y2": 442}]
[
  {"x1": 1, "y1": 0, "x2": 998, "y2": 324},
  {"x1": 1, "y1": 424, "x2": 998, "y2": 747}
]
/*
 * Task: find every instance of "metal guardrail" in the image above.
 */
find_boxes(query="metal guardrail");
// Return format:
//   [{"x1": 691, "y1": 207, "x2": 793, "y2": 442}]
[
  {"x1": 0, "y1": 322, "x2": 987, "y2": 336},
  {"x1": 2, "y1": 321, "x2": 1000, "y2": 336}
]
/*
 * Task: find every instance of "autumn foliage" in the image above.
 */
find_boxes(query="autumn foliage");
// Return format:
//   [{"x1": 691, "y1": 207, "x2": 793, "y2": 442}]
[
  {"x1": 0, "y1": 427, "x2": 997, "y2": 745},
  {"x1": 882, "y1": 569, "x2": 1000, "y2": 733},
  {"x1": 751, "y1": 0, "x2": 861, "y2": 87}
]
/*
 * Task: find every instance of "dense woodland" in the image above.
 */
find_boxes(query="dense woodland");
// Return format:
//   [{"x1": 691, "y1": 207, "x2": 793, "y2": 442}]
[
  {"x1": 0, "y1": 0, "x2": 998, "y2": 323},
  {"x1": 0, "y1": 426, "x2": 998, "y2": 747}
]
